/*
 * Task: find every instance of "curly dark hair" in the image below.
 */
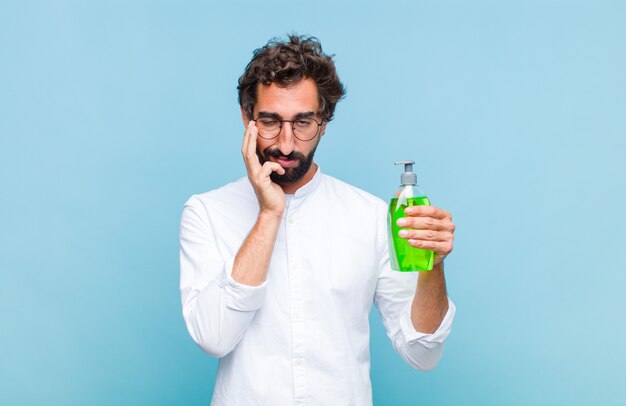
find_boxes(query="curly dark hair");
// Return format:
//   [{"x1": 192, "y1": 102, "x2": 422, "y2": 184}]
[{"x1": 237, "y1": 34, "x2": 346, "y2": 122}]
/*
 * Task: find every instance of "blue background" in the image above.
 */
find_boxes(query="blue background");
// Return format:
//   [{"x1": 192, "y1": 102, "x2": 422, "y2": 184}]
[{"x1": 1, "y1": 0, "x2": 625, "y2": 405}]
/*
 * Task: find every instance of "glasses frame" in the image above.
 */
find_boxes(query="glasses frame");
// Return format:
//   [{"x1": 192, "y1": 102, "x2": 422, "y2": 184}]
[{"x1": 253, "y1": 116, "x2": 325, "y2": 142}]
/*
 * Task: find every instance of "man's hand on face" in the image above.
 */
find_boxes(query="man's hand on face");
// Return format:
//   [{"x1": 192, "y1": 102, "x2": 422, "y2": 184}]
[
  {"x1": 396, "y1": 206, "x2": 455, "y2": 266},
  {"x1": 242, "y1": 120, "x2": 286, "y2": 218}
]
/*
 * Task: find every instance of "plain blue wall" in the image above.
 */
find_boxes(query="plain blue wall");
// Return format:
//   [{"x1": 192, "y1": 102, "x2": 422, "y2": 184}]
[{"x1": 1, "y1": 1, "x2": 625, "y2": 405}]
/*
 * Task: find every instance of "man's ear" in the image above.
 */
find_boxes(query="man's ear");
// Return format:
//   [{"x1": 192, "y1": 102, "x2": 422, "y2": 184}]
[
  {"x1": 240, "y1": 107, "x2": 251, "y2": 128},
  {"x1": 319, "y1": 121, "x2": 327, "y2": 138}
]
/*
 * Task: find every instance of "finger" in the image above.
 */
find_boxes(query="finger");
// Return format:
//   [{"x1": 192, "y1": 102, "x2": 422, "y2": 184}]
[
  {"x1": 397, "y1": 216, "x2": 455, "y2": 232},
  {"x1": 407, "y1": 239, "x2": 453, "y2": 255},
  {"x1": 242, "y1": 121, "x2": 262, "y2": 172},
  {"x1": 260, "y1": 161, "x2": 285, "y2": 178},
  {"x1": 398, "y1": 228, "x2": 452, "y2": 242},
  {"x1": 404, "y1": 205, "x2": 451, "y2": 220},
  {"x1": 241, "y1": 120, "x2": 254, "y2": 158},
  {"x1": 247, "y1": 120, "x2": 259, "y2": 155},
  {"x1": 241, "y1": 120, "x2": 251, "y2": 154}
]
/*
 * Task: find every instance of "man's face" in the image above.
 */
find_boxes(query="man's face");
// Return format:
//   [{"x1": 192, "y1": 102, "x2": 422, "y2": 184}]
[{"x1": 244, "y1": 78, "x2": 326, "y2": 188}]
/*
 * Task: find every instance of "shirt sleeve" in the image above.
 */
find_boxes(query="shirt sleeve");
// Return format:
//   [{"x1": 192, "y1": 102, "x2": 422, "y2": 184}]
[
  {"x1": 179, "y1": 195, "x2": 267, "y2": 358},
  {"x1": 373, "y1": 205, "x2": 456, "y2": 371}
]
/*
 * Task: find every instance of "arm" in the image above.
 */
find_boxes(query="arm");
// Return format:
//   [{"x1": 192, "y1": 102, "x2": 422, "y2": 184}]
[
  {"x1": 397, "y1": 205, "x2": 454, "y2": 333},
  {"x1": 231, "y1": 211, "x2": 282, "y2": 286},
  {"x1": 232, "y1": 120, "x2": 286, "y2": 285},
  {"x1": 374, "y1": 204, "x2": 456, "y2": 370},
  {"x1": 179, "y1": 121, "x2": 285, "y2": 357}
]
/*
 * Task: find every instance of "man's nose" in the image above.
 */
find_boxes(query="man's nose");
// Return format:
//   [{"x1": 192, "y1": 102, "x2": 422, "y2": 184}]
[{"x1": 276, "y1": 122, "x2": 295, "y2": 156}]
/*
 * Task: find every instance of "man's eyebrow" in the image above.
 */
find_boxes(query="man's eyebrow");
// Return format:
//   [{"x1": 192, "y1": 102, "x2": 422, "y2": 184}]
[
  {"x1": 256, "y1": 111, "x2": 281, "y2": 119},
  {"x1": 256, "y1": 111, "x2": 317, "y2": 119},
  {"x1": 293, "y1": 112, "x2": 316, "y2": 119}
]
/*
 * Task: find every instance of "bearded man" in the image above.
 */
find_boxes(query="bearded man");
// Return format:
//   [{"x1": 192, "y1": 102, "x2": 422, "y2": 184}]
[{"x1": 180, "y1": 34, "x2": 456, "y2": 405}]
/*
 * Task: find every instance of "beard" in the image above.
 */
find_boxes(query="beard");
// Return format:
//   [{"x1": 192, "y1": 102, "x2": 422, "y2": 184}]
[{"x1": 256, "y1": 144, "x2": 318, "y2": 185}]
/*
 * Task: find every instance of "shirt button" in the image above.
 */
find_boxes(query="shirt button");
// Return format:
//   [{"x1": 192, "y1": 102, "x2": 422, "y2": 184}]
[
  {"x1": 288, "y1": 217, "x2": 295, "y2": 224},
  {"x1": 293, "y1": 311, "x2": 301, "y2": 320},
  {"x1": 294, "y1": 358, "x2": 303, "y2": 366}
]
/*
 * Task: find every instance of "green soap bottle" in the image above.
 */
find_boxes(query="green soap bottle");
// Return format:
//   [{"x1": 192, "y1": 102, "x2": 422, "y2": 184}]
[{"x1": 388, "y1": 160, "x2": 434, "y2": 272}]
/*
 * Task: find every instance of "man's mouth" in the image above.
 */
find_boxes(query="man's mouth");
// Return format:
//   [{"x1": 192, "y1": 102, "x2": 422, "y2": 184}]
[{"x1": 274, "y1": 157, "x2": 299, "y2": 168}]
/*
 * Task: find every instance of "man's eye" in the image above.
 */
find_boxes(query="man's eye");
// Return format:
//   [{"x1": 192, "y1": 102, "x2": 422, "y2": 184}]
[
  {"x1": 259, "y1": 119, "x2": 278, "y2": 126},
  {"x1": 295, "y1": 120, "x2": 312, "y2": 127}
]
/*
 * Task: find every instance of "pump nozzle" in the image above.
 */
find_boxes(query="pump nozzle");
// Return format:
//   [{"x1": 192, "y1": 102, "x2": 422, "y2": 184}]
[
  {"x1": 395, "y1": 160, "x2": 417, "y2": 185},
  {"x1": 395, "y1": 160, "x2": 414, "y2": 173}
]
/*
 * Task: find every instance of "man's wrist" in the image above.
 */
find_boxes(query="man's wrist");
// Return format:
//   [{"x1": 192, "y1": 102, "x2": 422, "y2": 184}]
[
  {"x1": 418, "y1": 262, "x2": 444, "y2": 283},
  {"x1": 258, "y1": 209, "x2": 284, "y2": 224}
]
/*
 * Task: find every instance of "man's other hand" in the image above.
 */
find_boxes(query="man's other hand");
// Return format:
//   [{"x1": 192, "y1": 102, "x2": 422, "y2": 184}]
[
  {"x1": 242, "y1": 120, "x2": 286, "y2": 218},
  {"x1": 396, "y1": 206, "x2": 455, "y2": 266}
]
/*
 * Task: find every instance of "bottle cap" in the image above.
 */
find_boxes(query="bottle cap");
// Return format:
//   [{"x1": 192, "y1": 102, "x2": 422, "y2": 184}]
[{"x1": 395, "y1": 160, "x2": 417, "y2": 185}]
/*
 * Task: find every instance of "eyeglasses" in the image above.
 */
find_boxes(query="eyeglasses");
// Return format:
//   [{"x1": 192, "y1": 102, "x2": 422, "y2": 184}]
[{"x1": 254, "y1": 116, "x2": 324, "y2": 141}]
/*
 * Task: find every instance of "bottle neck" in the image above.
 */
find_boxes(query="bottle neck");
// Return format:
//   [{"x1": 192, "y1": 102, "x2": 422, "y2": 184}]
[{"x1": 397, "y1": 184, "x2": 426, "y2": 197}]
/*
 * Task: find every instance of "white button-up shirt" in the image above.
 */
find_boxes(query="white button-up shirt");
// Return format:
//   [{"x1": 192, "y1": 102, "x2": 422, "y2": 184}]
[{"x1": 180, "y1": 168, "x2": 455, "y2": 405}]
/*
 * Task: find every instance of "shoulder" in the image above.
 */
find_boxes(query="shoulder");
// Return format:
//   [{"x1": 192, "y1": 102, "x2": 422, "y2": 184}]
[
  {"x1": 319, "y1": 173, "x2": 387, "y2": 212},
  {"x1": 184, "y1": 177, "x2": 255, "y2": 212}
]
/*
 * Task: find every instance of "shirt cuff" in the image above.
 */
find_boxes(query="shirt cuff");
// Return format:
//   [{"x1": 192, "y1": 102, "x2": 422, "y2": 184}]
[
  {"x1": 216, "y1": 257, "x2": 268, "y2": 312},
  {"x1": 399, "y1": 297, "x2": 456, "y2": 345}
]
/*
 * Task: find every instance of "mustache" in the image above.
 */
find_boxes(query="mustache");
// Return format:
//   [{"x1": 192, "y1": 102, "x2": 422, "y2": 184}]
[{"x1": 264, "y1": 148, "x2": 306, "y2": 162}]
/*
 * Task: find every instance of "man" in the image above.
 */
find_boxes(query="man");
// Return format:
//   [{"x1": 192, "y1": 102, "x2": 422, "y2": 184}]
[{"x1": 180, "y1": 35, "x2": 456, "y2": 405}]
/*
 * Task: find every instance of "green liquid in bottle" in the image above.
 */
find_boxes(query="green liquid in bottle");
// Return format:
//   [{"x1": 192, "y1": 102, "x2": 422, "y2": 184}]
[{"x1": 388, "y1": 196, "x2": 434, "y2": 272}]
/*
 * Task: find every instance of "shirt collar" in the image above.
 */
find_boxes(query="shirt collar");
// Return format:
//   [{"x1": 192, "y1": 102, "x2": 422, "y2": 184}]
[{"x1": 286, "y1": 165, "x2": 322, "y2": 199}]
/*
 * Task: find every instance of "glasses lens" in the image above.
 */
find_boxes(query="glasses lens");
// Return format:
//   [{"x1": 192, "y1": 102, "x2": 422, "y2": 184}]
[
  {"x1": 256, "y1": 118, "x2": 280, "y2": 139},
  {"x1": 293, "y1": 118, "x2": 319, "y2": 141},
  {"x1": 255, "y1": 117, "x2": 321, "y2": 141}
]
